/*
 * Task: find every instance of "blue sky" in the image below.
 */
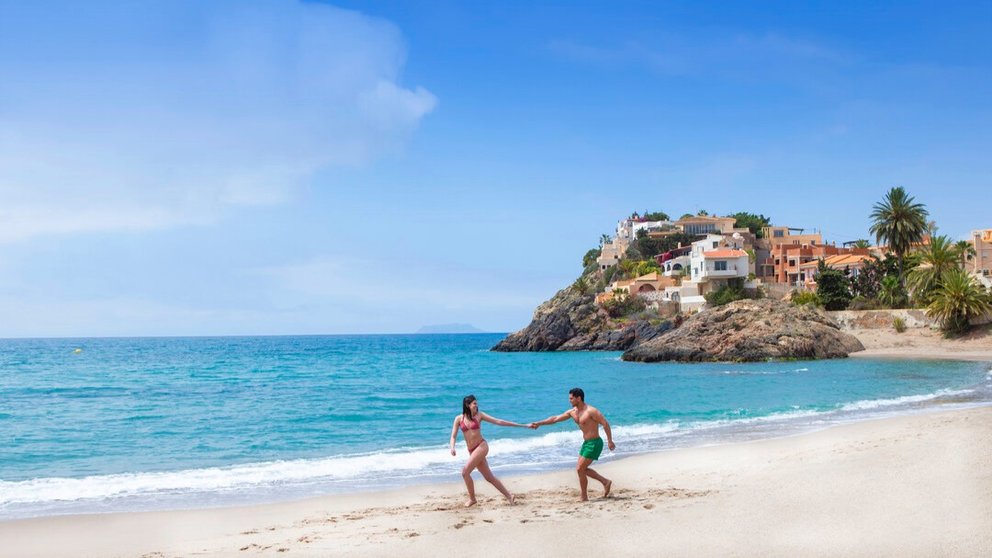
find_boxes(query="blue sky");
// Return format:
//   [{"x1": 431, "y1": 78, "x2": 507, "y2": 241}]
[{"x1": 1, "y1": 0, "x2": 989, "y2": 337}]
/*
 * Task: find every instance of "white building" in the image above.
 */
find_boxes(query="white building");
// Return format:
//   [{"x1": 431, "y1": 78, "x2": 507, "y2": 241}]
[{"x1": 662, "y1": 234, "x2": 752, "y2": 312}]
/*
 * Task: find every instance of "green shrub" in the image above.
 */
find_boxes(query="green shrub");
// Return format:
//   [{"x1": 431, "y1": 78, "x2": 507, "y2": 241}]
[
  {"x1": 892, "y1": 316, "x2": 906, "y2": 333},
  {"x1": 572, "y1": 276, "x2": 591, "y2": 295},
  {"x1": 582, "y1": 248, "x2": 602, "y2": 268},
  {"x1": 602, "y1": 294, "x2": 647, "y2": 318},
  {"x1": 791, "y1": 290, "x2": 822, "y2": 307},
  {"x1": 848, "y1": 296, "x2": 880, "y2": 311},
  {"x1": 814, "y1": 260, "x2": 852, "y2": 310},
  {"x1": 705, "y1": 278, "x2": 747, "y2": 307}
]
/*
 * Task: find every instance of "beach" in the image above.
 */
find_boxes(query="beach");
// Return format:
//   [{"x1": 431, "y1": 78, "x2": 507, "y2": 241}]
[
  {"x1": 849, "y1": 323, "x2": 992, "y2": 362},
  {"x1": 3, "y1": 405, "x2": 990, "y2": 557}
]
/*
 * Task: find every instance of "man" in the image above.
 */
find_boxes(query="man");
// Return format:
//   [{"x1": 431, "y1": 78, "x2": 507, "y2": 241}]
[{"x1": 531, "y1": 387, "x2": 615, "y2": 501}]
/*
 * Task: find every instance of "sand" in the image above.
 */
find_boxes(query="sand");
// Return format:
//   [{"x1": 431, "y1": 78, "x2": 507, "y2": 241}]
[
  {"x1": 849, "y1": 323, "x2": 992, "y2": 362},
  {"x1": 2, "y1": 405, "x2": 990, "y2": 557}
]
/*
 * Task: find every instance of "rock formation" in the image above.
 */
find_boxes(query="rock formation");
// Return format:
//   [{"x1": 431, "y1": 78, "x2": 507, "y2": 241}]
[
  {"x1": 491, "y1": 286, "x2": 669, "y2": 352},
  {"x1": 621, "y1": 298, "x2": 865, "y2": 362}
]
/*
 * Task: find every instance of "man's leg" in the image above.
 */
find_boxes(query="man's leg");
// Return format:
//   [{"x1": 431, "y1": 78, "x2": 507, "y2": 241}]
[
  {"x1": 576, "y1": 457, "x2": 593, "y2": 501},
  {"x1": 584, "y1": 466, "x2": 612, "y2": 498}
]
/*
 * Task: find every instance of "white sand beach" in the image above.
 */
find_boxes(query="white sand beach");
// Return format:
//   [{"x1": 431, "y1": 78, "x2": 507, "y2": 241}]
[
  {"x1": 850, "y1": 324, "x2": 992, "y2": 362},
  {"x1": 3, "y1": 405, "x2": 990, "y2": 557}
]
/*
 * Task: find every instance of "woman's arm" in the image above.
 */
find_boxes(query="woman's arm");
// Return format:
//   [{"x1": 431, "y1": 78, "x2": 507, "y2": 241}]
[
  {"x1": 449, "y1": 416, "x2": 461, "y2": 455},
  {"x1": 479, "y1": 411, "x2": 527, "y2": 427}
]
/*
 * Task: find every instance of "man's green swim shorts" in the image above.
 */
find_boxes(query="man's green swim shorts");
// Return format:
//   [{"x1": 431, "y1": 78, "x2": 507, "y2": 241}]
[{"x1": 579, "y1": 437, "x2": 604, "y2": 460}]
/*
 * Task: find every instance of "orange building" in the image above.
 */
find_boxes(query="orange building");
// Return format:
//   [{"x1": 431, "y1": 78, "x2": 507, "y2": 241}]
[
  {"x1": 799, "y1": 253, "x2": 875, "y2": 290},
  {"x1": 768, "y1": 243, "x2": 870, "y2": 286}
]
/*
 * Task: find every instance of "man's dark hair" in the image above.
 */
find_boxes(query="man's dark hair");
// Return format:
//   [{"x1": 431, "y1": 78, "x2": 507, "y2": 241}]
[{"x1": 569, "y1": 387, "x2": 585, "y2": 401}]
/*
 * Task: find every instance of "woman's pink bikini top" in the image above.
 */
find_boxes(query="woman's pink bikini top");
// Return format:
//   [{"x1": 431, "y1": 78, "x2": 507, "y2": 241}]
[{"x1": 460, "y1": 416, "x2": 481, "y2": 432}]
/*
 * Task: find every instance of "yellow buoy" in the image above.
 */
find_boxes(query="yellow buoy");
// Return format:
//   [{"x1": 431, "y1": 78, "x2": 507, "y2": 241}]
[{"x1": 73, "y1": 348, "x2": 83, "y2": 354}]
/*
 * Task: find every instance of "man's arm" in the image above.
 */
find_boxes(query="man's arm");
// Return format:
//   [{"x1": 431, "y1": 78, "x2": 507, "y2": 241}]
[
  {"x1": 531, "y1": 410, "x2": 573, "y2": 428},
  {"x1": 596, "y1": 410, "x2": 616, "y2": 451}
]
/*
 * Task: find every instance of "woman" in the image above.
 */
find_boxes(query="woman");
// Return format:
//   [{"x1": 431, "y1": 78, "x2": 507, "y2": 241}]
[{"x1": 449, "y1": 394, "x2": 527, "y2": 507}]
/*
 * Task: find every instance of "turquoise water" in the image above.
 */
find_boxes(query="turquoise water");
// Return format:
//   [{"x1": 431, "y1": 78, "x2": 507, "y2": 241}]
[{"x1": 1, "y1": 333, "x2": 990, "y2": 519}]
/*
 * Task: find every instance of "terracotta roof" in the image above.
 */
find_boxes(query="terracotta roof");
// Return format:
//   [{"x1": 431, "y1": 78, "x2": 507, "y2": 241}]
[
  {"x1": 702, "y1": 249, "x2": 748, "y2": 259},
  {"x1": 799, "y1": 254, "x2": 872, "y2": 269}
]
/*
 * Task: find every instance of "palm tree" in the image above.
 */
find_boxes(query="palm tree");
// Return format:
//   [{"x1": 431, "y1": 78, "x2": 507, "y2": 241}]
[
  {"x1": 906, "y1": 235, "x2": 959, "y2": 305},
  {"x1": 879, "y1": 275, "x2": 906, "y2": 308},
  {"x1": 852, "y1": 239, "x2": 871, "y2": 249},
  {"x1": 600, "y1": 233, "x2": 612, "y2": 246},
  {"x1": 926, "y1": 268, "x2": 992, "y2": 335},
  {"x1": 572, "y1": 276, "x2": 590, "y2": 295},
  {"x1": 954, "y1": 240, "x2": 976, "y2": 270},
  {"x1": 869, "y1": 187, "x2": 929, "y2": 287}
]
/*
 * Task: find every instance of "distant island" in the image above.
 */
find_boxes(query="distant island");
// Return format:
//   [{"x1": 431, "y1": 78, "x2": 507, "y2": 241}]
[{"x1": 415, "y1": 323, "x2": 487, "y2": 334}]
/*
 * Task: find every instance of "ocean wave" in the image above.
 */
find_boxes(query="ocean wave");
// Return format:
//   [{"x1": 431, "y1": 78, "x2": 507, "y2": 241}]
[
  {"x1": 0, "y1": 424, "x2": 679, "y2": 507},
  {"x1": 680, "y1": 408, "x2": 825, "y2": 431},
  {"x1": 838, "y1": 388, "x2": 974, "y2": 411},
  {"x1": 720, "y1": 367, "x2": 809, "y2": 376}
]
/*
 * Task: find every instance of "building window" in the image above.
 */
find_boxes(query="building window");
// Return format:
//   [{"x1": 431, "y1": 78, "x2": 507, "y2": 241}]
[
  {"x1": 712, "y1": 241, "x2": 719, "y2": 248},
  {"x1": 715, "y1": 261, "x2": 728, "y2": 271}
]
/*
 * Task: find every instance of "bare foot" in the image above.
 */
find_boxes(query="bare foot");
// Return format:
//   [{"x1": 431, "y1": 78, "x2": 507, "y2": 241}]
[
  {"x1": 603, "y1": 480, "x2": 612, "y2": 498},
  {"x1": 464, "y1": 499, "x2": 477, "y2": 508},
  {"x1": 579, "y1": 494, "x2": 588, "y2": 502},
  {"x1": 506, "y1": 493, "x2": 516, "y2": 505}
]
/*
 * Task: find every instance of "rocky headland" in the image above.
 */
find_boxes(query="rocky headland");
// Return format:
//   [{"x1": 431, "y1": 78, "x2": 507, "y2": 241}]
[
  {"x1": 490, "y1": 285, "x2": 670, "y2": 352},
  {"x1": 622, "y1": 298, "x2": 865, "y2": 362}
]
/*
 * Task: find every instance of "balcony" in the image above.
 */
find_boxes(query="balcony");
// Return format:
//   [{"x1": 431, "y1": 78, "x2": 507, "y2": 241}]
[{"x1": 699, "y1": 265, "x2": 747, "y2": 279}]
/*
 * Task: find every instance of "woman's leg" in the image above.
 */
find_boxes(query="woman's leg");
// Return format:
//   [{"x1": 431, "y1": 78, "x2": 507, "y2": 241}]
[
  {"x1": 461, "y1": 442, "x2": 489, "y2": 506},
  {"x1": 477, "y1": 458, "x2": 515, "y2": 504}
]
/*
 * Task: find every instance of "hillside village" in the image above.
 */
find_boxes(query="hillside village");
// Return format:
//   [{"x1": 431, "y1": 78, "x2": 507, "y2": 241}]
[
  {"x1": 591, "y1": 211, "x2": 992, "y2": 315},
  {"x1": 496, "y1": 188, "x2": 992, "y2": 355}
]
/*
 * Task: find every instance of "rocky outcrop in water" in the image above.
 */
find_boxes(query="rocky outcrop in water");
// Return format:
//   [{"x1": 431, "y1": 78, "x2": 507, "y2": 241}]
[
  {"x1": 491, "y1": 286, "x2": 669, "y2": 352},
  {"x1": 622, "y1": 299, "x2": 865, "y2": 362}
]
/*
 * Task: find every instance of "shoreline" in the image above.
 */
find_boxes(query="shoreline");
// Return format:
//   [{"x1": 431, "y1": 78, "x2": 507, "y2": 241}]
[{"x1": 3, "y1": 406, "x2": 990, "y2": 557}]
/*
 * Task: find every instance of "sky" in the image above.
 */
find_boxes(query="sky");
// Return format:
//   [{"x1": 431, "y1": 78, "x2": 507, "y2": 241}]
[{"x1": 0, "y1": 0, "x2": 989, "y2": 337}]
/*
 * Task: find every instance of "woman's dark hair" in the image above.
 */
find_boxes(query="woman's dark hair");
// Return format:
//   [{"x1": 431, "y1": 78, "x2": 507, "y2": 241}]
[
  {"x1": 569, "y1": 387, "x2": 585, "y2": 401},
  {"x1": 462, "y1": 394, "x2": 477, "y2": 419}
]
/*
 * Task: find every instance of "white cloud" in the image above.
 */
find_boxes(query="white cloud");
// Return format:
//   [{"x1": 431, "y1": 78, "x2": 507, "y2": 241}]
[{"x1": 0, "y1": 1, "x2": 436, "y2": 243}]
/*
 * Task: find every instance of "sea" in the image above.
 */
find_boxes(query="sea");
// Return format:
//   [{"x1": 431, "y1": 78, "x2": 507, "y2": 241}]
[{"x1": 1, "y1": 333, "x2": 990, "y2": 520}]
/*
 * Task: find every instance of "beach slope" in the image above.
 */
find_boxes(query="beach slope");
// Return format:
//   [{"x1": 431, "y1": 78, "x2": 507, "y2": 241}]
[{"x1": 3, "y1": 407, "x2": 990, "y2": 557}]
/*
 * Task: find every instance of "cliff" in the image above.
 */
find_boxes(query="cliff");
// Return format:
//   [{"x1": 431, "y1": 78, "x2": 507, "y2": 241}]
[{"x1": 490, "y1": 285, "x2": 670, "y2": 352}]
